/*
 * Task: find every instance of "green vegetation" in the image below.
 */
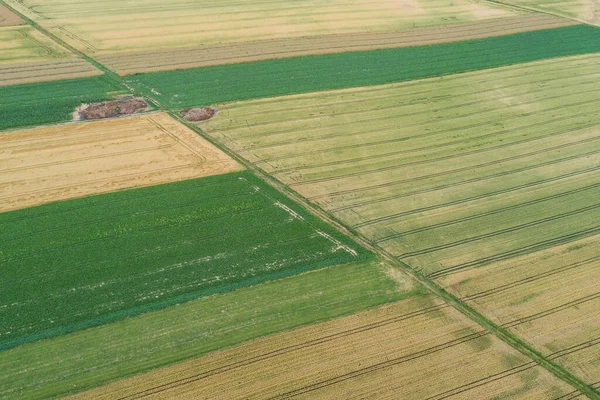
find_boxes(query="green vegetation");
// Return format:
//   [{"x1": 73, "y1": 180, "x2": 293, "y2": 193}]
[
  {"x1": 0, "y1": 171, "x2": 367, "y2": 350},
  {"x1": 0, "y1": 75, "x2": 122, "y2": 130},
  {"x1": 0, "y1": 258, "x2": 418, "y2": 399},
  {"x1": 127, "y1": 25, "x2": 600, "y2": 107}
]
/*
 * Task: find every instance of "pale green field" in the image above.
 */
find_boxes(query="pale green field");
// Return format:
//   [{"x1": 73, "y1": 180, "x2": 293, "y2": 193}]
[
  {"x1": 200, "y1": 53, "x2": 600, "y2": 389},
  {"x1": 0, "y1": 258, "x2": 418, "y2": 399},
  {"x1": 0, "y1": 25, "x2": 70, "y2": 63},
  {"x1": 5, "y1": 0, "x2": 517, "y2": 55},
  {"x1": 0, "y1": 25, "x2": 99, "y2": 85}
]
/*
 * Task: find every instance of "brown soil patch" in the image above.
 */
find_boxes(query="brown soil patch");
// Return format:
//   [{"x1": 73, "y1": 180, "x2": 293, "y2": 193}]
[
  {"x1": 0, "y1": 113, "x2": 241, "y2": 212},
  {"x1": 181, "y1": 107, "x2": 216, "y2": 121},
  {"x1": 79, "y1": 97, "x2": 147, "y2": 120},
  {"x1": 0, "y1": 4, "x2": 24, "y2": 26}
]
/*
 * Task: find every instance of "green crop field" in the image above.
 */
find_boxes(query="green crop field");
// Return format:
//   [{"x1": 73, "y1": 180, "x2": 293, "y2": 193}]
[
  {"x1": 0, "y1": 258, "x2": 416, "y2": 399},
  {"x1": 0, "y1": 75, "x2": 122, "y2": 130},
  {"x1": 127, "y1": 25, "x2": 600, "y2": 108},
  {"x1": 0, "y1": 170, "x2": 366, "y2": 350}
]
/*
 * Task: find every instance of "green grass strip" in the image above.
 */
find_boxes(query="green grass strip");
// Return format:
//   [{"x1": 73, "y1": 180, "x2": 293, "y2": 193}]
[
  {"x1": 0, "y1": 75, "x2": 124, "y2": 131},
  {"x1": 127, "y1": 24, "x2": 600, "y2": 108},
  {"x1": 0, "y1": 170, "x2": 369, "y2": 351},
  {"x1": 0, "y1": 258, "x2": 421, "y2": 400}
]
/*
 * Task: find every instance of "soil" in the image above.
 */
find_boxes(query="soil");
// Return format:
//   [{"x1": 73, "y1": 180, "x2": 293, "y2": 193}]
[
  {"x1": 180, "y1": 107, "x2": 216, "y2": 121},
  {"x1": 80, "y1": 97, "x2": 148, "y2": 120}
]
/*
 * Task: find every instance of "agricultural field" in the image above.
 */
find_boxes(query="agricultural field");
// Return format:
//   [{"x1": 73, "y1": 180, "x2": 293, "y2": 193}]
[
  {"x1": 98, "y1": 14, "x2": 574, "y2": 74},
  {"x1": 127, "y1": 24, "x2": 600, "y2": 107},
  {"x1": 199, "y1": 52, "x2": 600, "y2": 392},
  {"x1": 0, "y1": 170, "x2": 366, "y2": 350},
  {"x1": 0, "y1": 75, "x2": 124, "y2": 130},
  {"x1": 4, "y1": 0, "x2": 527, "y2": 74},
  {"x1": 0, "y1": 113, "x2": 241, "y2": 211},
  {"x1": 496, "y1": 0, "x2": 600, "y2": 25},
  {"x1": 70, "y1": 295, "x2": 577, "y2": 400},
  {"x1": 0, "y1": 25, "x2": 99, "y2": 85},
  {"x1": 0, "y1": 3, "x2": 22, "y2": 26},
  {"x1": 2, "y1": 0, "x2": 600, "y2": 399},
  {"x1": 0, "y1": 258, "x2": 417, "y2": 399}
]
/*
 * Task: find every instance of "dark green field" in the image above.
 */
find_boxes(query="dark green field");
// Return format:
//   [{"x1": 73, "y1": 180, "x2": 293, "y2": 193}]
[
  {"x1": 0, "y1": 171, "x2": 366, "y2": 350},
  {"x1": 127, "y1": 25, "x2": 600, "y2": 108},
  {"x1": 0, "y1": 75, "x2": 123, "y2": 131}
]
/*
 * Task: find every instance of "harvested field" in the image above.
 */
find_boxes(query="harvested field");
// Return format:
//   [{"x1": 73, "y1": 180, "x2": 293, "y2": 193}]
[
  {"x1": 0, "y1": 170, "x2": 365, "y2": 350},
  {"x1": 0, "y1": 26, "x2": 100, "y2": 85},
  {"x1": 5, "y1": 0, "x2": 516, "y2": 58},
  {"x1": 95, "y1": 14, "x2": 576, "y2": 75},
  {"x1": 0, "y1": 114, "x2": 241, "y2": 211},
  {"x1": 0, "y1": 258, "x2": 413, "y2": 399},
  {"x1": 0, "y1": 76, "x2": 123, "y2": 131},
  {"x1": 0, "y1": 3, "x2": 23, "y2": 26},
  {"x1": 69, "y1": 295, "x2": 576, "y2": 399},
  {"x1": 78, "y1": 97, "x2": 147, "y2": 119},
  {"x1": 199, "y1": 53, "x2": 600, "y2": 388},
  {"x1": 126, "y1": 25, "x2": 600, "y2": 108},
  {"x1": 0, "y1": 112, "x2": 240, "y2": 212}
]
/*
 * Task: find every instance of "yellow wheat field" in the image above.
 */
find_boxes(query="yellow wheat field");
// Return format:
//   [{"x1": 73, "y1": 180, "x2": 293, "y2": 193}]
[
  {"x1": 0, "y1": 113, "x2": 241, "y2": 212},
  {"x1": 68, "y1": 296, "x2": 576, "y2": 399}
]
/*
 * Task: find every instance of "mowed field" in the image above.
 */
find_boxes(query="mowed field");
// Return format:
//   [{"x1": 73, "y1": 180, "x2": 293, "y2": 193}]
[
  {"x1": 0, "y1": 113, "x2": 241, "y2": 212},
  {"x1": 0, "y1": 258, "x2": 416, "y2": 399},
  {"x1": 199, "y1": 53, "x2": 600, "y2": 390},
  {"x1": 0, "y1": 170, "x2": 367, "y2": 350},
  {"x1": 70, "y1": 295, "x2": 577, "y2": 400},
  {"x1": 0, "y1": 25, "x2": 99, "y2": 85}
]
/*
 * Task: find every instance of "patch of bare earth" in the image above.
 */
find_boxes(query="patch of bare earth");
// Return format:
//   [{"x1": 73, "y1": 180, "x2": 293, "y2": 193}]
[
  {"x1": 181, "y1": 107, "x2": 216, "y2": 121},
  {"x1": 0, "y1": 4, "x2": 23, "y2": 26},
  {"x1": 78, "y1": 97, "x2": 147, "y2": 120}
]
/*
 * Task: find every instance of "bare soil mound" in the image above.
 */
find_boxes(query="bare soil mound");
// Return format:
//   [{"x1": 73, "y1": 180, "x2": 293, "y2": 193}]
[
  {"x1": 80, "y1": 97, "x2": 147, "y2": 120},
  {"x1": 180, "y1": 107, "x2": 215, "y2": 121}
]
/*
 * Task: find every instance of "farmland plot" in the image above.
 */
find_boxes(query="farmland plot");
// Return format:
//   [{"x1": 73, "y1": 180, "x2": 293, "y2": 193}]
[
  {"x1": 0, "y1": 3, "x2": 22, "y2": 26},
  {"x1": 0, "y1": 258, "x2": 414, "y2": 399},
  {"x1": 199, "y1": 53, "x2": 600, "y2": 388},
  {"x1": 127, "y1": 25, "x2": 600, "y2": 108},
  {"x1": 98, "y1": 14, "x2": 575, "y2": 74},
  {"x1": 0, "y1": 25, "x2": 100, "y2": 86},
  {"x1": 496, "y1": 0, "x2": 600, "y2": 25},
  {"x1": 0, "y1": 75, "x2": 123, "y2": 130},
  {"x1": 69, "y1": 295, "x2": 577, "y2": 400},
  {"x1": 5, "y1": 0, "x2": 519, "y2": 70},
  {"x1": 0, "y1": 171, "x2": 365, "y2": 350},
  {"x1": 0, "y1": 113, "x2": 241, "y2": 212}
]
